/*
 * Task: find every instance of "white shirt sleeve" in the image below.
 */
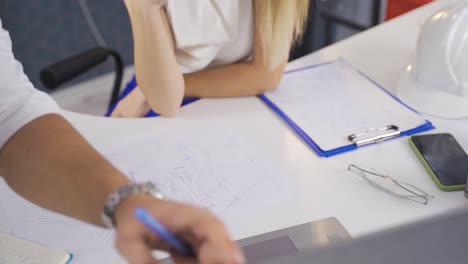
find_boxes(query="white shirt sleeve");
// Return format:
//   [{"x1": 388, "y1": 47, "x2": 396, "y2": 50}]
[{"x1": 0, "y1": 19, "x2": 60, "y2": 150}]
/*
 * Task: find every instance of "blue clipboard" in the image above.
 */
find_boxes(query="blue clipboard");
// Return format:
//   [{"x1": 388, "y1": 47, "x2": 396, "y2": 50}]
[{"x1": 259, "y1": 61, "x2": 435, "y2": 157}]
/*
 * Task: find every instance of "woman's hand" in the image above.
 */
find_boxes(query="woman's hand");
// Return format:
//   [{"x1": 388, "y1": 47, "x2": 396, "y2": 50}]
[
  {"x1": 114, "y1": 194, "x2": 245, "y2": 264},
  {"x1": 111, "y1": 86, "x2": 151, "y2": 118}
]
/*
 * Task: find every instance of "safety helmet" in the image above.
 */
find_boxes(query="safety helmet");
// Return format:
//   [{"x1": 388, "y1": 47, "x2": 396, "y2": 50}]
[{"x1": 397, "y1": 1, "x2": 468, "y2": 119}]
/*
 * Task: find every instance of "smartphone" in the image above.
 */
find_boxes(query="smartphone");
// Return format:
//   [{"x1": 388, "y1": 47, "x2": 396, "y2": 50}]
[{"x1": 409, "y1": 133, "x2": 468, "y2": 191}]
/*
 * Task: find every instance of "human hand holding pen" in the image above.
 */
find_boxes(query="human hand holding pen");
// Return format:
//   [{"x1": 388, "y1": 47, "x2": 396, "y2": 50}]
[{"x1": 113, "y1": 194, "x2": 245, "y2": 264}]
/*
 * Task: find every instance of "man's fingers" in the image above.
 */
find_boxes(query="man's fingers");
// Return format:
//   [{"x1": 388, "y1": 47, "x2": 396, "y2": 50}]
[
  {"x1": 115, "y1": 199, "x2": 245, "y2": 264},
  {"x1": 195, "y1": 221, "x2": 245, "y2": 264},
  {"x1": 154, "y1": 205, "x2": 245, "y2": 264},
  {"x1": 176, "y1": 213, "x2": 244, "y2": 264},
  {"x1": 116, "y1": 237, "x2": 160, "y2": 264},
  {"x1": 170, "y1": 251, "x2": 198, "y2": 264}
]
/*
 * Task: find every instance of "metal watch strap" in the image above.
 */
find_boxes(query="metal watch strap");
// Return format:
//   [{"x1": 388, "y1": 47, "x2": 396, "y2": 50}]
[{"x1": 101, "y1": 182, "x2": 163, "y2": 228}]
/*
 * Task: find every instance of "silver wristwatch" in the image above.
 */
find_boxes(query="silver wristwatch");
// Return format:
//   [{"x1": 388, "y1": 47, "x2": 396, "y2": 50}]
[{"x1": 101, "y1": 182, "x2": 164, "y2": 228}]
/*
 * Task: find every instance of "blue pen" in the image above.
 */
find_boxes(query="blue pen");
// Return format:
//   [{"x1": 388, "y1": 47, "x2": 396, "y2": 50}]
[{"x1": 135, "y1": 207, "x2": 196, "y2": 257}]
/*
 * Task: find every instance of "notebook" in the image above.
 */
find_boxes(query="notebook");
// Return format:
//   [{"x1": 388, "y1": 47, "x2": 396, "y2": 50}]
[
  {"x1": 0, "y1": 232, "x2": 72, "y2": 264},
  {"x1": 259, "y1": 59, "x2": 434, "y2": 157}
]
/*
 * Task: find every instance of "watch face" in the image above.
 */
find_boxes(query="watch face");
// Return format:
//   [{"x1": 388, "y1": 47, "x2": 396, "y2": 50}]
[{"x1": 102, "y1": 182, "x2": 163, "y2": 228}]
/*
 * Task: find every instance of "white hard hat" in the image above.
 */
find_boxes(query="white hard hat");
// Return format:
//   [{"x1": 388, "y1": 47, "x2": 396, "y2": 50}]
[{"x1": 397, "y1": 1, "x2": 468, "y2": 119}]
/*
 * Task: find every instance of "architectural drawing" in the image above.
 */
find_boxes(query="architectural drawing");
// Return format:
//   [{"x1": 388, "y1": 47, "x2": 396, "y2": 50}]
[{"x1": 105, "y1": 137, "x2": 267, "y2": 216}]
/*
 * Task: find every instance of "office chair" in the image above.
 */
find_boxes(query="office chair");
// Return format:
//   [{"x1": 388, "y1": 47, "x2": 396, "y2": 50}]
[
  {"x1": 319, "y1": 0, "x2": 384, "y2": 45},
  {"x1": 290, "y1": 0, "x2": 384, "y2": 60},
  {"x1": 40, "y1": 46, "x2": 123, "y2": 111}
]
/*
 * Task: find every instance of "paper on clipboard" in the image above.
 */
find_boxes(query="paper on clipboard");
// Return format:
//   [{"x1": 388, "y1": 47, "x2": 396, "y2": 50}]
[{"x1": 263, "y1": 59, "x2": 432, "y2": 154}]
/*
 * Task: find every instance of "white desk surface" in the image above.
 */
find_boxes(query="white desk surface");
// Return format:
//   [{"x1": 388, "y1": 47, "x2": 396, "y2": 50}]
[{"x1": 3, "y1": 0, "x2": 468, "y2": 262}]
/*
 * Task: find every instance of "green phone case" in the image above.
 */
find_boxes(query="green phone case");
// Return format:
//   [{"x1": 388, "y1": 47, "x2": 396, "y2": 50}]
[{"x1": 409, "y1": 137, "x2": 465, "y2": 192}]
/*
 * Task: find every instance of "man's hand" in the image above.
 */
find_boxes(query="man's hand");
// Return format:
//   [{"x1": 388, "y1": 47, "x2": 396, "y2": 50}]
[
  {"x1": 114, "y1": 194, "x2": 245, "y2": 264},
  {"x1": 111, "y1": 86, "x2": 151, "y2": 118}
]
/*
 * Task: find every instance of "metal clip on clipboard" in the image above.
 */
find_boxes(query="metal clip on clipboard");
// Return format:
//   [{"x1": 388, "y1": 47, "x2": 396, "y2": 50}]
[{"x1": 348, "y1": 125, "x2": 401, "y2": 147}]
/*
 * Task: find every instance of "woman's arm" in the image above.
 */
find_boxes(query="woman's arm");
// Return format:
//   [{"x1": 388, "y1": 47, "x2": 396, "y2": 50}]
[
  {"x1": 112, "y1": 54, "x2": 286, "y2": 118},
  {"x1": 183, "y1": 61, "x2": 286, "y2": 98},
  {"x1": 114, "y1": 0, "x2": 291, "y2": 117},
  {"x1": 124, "y1": 0, "x2": 184, "y2": 116},
  {"x1": 184, "y1": 0, "x2": 290, "y2": 98}
]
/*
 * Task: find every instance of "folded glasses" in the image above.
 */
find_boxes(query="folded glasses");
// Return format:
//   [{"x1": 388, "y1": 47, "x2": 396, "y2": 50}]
[{"x1": 348, "y1": 164, "x2": 434, "y2": 205}]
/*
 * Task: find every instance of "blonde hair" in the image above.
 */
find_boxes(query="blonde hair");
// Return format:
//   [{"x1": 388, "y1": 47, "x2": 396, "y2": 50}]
[{"x1": 256, "y1": 0, "x2": 310, "y2": 68}]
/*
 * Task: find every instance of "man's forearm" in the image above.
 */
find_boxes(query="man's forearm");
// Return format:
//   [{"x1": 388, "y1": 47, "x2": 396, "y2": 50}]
[{"x1": 0, "y1": 114, "x2": 129, "y2": 226}]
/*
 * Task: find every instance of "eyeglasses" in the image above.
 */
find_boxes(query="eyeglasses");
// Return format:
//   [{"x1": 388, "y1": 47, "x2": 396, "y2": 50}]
[{"x1": 347, "y1": 164, "x2": 434, "y2": 205}]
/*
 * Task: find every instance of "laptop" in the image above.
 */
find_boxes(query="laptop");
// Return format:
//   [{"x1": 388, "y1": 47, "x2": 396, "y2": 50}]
[
  {"x1": 258, "y1": 207, "x2": 468, "y2": 264},
  {"x1": 162, "y1": 217, "x2": 352, "y2": 264}
]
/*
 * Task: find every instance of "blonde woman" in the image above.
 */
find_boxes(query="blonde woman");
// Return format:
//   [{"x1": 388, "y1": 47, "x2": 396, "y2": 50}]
[{"x1": 109, "y1": 0, "x2": 310, "y2": 117}]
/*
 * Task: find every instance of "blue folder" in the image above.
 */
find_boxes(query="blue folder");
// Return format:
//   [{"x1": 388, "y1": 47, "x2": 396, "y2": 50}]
[{"x1": 258, "y1": 61, "x2": 435, "y2": 157}]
